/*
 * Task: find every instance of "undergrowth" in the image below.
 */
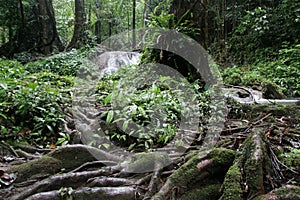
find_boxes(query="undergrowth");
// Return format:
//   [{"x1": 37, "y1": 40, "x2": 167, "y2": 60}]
[{"x1": 221, "y1": 44, "x2": 300, "y2": 97}]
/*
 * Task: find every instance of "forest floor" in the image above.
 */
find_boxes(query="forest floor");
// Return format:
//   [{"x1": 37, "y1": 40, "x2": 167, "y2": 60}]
[{"x1": 1, "y1": 100, "x2": 300, "y2": 199}]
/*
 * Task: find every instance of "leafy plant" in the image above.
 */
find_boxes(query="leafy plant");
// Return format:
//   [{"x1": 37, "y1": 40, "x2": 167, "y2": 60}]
[
  {"x1": 279, "y1": 147, "x2": 300, "y2": 172},
  {"x1": 0, "y1": 57, "x2": 72, "y2": 146},
  {"x1": 0, "y1": 59, "x2": 26, "y2": 79},
  {"x1": 221, "y1": 44, "x2": 300, "y2": 97},
  {"x1": 148, "y1": 3, "x2": 200, "y2": 38},
  {"x1": 24, "y1": 49, "x2": 88, "y2": 76},
  {"x1": 95, "y1": 65, "x2": 209, "y2": 151},
  {"x1": 227, "y1": 0, "x2": 300, "y2": 65}
]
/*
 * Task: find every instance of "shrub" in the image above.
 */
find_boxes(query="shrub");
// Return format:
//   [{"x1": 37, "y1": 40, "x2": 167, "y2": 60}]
[
  {"x1": 24, "y1": 49, "x2": 85, "y2": 76},
  {"x1": 221, "y1": 44, "x2": 300, "y2": 97},
  {"x1": 93, "y1": 65, "x2": 209, "y2": 151}
]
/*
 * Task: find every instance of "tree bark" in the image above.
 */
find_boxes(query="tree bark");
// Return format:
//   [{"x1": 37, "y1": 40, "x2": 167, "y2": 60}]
[
  {"x1": 67, "y1": 0, "x2": 87, "y2": 50},
  {"x1": 95, "y1": 0, "x2": 101, "y2": 42},
  {"x1": 142, "y1": 0, "x2": 148, "y2": 28},
  {"x1": 37, "y1": 0, "x2": 64, "y2": 54},
  {"x1": 0, "y1": 0, "x2": 63, "y2": 57},
  {"x1": 132, "y1": 0, "x2": 136, "y2": 48}
]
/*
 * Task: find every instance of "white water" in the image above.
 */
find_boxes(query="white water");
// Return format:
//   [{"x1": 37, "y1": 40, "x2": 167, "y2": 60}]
[{"x1": 94, "y1": 51, "x2": 141, "y2": 76}]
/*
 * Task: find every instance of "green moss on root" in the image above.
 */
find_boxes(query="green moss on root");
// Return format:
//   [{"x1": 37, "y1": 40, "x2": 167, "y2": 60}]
[
  {"x1": 220, "y1": 163, "x2": 243, "y2": 200},
  {"x1": 181, "y1": 184, "x2": 222, "y2": 200},
  {"x1": 8, "y1": 156, "x2": 62, "y2": 183}
]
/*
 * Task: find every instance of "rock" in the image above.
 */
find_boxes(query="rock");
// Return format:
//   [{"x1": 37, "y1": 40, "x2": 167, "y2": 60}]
[{"x1": 262, "y1": 82, "x2": 286, "y2": 99}]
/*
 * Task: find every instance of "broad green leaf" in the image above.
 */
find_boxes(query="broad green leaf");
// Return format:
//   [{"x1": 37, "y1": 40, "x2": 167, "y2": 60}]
[
  {"x1": 106, "y1": 110, "x2": 114, "y2": 125},
  {"x1": 102, "y1": 143, "x2": 110, "y2": 149},
  {"x1": 46, "y1": 124, "x2": 55, "y2": 133},
  {"x1": 128, "y1": 143, "x2": 136, "y2": 151},
  {"x1": 122, "y1": 120, "x2": 129, "y2": 132},
  {"x1": 104, "y1": 93, "x2": 112, "y2": 105},
  {"x1": 0, "y1": 113, "x2": 7, "y2": 119}
]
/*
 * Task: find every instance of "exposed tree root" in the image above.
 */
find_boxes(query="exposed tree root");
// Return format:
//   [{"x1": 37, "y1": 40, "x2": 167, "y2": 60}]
[
  {"x1": 152, "y1": 148, "x2": 236, "y2": 199},
  {"x1": 10, "y1": 169, "x2": 116, "y2": 200},
  {"x1": 1, "y1": 103, "x2": 300, "y2": 199},
  {"x1": 221, "y1": 129, "x2": 282, "y2": 200},
  {"x1": 87, "y1": 177, "x2": 135, "y2": 187},
  {"x1": 24, "y1": 186, "x2": 137, "y2": 200},
  {"x1": 7, "y1": 144, "x2": 121, "y2": 183}
]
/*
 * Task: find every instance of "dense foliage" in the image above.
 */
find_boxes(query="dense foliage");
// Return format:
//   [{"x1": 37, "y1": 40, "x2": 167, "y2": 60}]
[
  {"x1": 227, "y1": 0, "x2": 300, "y2": 64},
  {"x1": 0, "y1": 0, "x2": 299, "y2": 151},
  {"x1": 222, "y1": 44, "x2": 300, "y2": 97},
  {"x1": 0, "y1": 52, "x2": 79, "y2": 146},
  {"x1": 0, "y1": 48, "x2": 212, "y2": 150},
  {"x1": 93, "y1": 65, "x2": 210, "y2": 150}
]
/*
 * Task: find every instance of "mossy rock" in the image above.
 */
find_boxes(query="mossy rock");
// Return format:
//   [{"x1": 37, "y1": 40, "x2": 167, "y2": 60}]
[
  {"x1": 7, "y1": 144, "x2": 119, "y2": 183},
  {"x1": 48, "y1": 145, "x2": 98, "y2": 171},
  {"x1": 262, "y1": 82, "x2": 286, "y2": 99}
]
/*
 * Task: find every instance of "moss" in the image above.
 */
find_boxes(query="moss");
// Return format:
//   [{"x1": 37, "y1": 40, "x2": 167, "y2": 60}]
[
  {"x1": 262, "y1": 81, "x2": 286, "y2": 99},
  {"x1": 168, "y1": 150, "x2": 208, "y2": 187},
  {"x1": 252, "y1": 185, "x2": 300, "y2": 200},
  {"x1": 8, "y1": 156, "x2": 62, "y2": 183},
  {"x1": 240, "y1": 131, "x2": 267, "y2": 196},
  {"x1": 221, "y1": 164, "x2": 243, "y2": 200},
  {"x1": 125, "y1": 152, "x2": 171, "y2": 173},
  {"x1": 181, "y1": 184, "x2": 222, "y2": 200},
  {"x1": 48, "y1": 145, "x2": 97, "y2": 171},
  {"x1": 276, "y1": 185, "x2": 300, "y2": 198},
  {"x1": 209, "y1": 148, "x2": 236, "y2": 166},
  {"x1": 168, "y1": 148, "x2": 236, "y2": 189},
  {"x1": 232, "y1": 130, "x2": 278, "y2": 198}
]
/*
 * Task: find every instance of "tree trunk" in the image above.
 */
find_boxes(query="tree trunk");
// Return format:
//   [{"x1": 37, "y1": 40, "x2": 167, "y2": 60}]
[
  {"x1": 132, "y1": 0, "x2": 136, "y2": 48},
  {"x1": 67, "y1": 0, "x2": 87, "y2": 50},
  {"x1": 0, "y1": 0, "x2": 63, "y2": 57},
  {"x1": 95, "y1": 0, "x2": 101, "y2": 43},
  {"x1": 37, "y1": 0, "x2": 63, "y2": 54}
]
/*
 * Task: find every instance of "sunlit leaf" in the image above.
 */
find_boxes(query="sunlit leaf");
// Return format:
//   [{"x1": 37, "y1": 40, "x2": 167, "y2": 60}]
[{"x1": 106, "y1": 110, "x2": 114, "y2": 125}]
